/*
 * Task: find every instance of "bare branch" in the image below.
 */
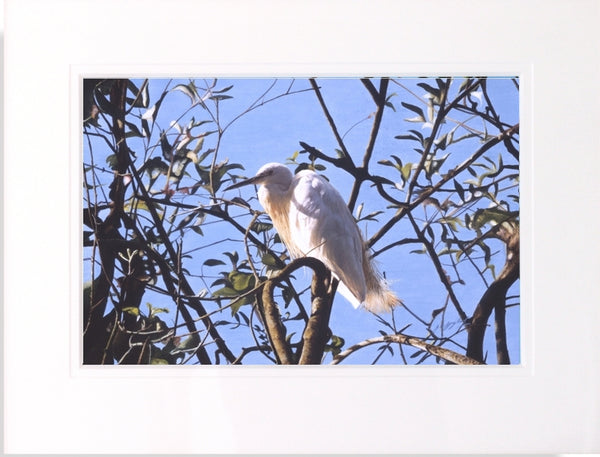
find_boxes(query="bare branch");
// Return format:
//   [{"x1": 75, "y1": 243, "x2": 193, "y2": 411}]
[{"x1": 332, "y1": 333, "x2": 483, "y2": 365}]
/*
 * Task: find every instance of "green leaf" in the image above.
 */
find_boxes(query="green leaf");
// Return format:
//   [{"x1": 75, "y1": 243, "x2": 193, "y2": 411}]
[
  {"x1": 175, "y1": 213, "x2": 195, "y2": 231},
  {"x1": 385, "y1": 93, "x2": 397, "y2": 112},
  {"x1": 94, "y1": 90, "x2": 116, "y2": 117},
  {"x1": 125, "y1": 120, "x2": 144, "y2": 138},
  {"x1": 390, "y1": 154, "x2": 403, "y2": 169},
  {"x1": 212, "y1": 286, "x2": 240, "y2": 297},
  {"x1": 106, "y1": 154, "x2": 118, "y2": 170},
  {"x1": 458, "y1": 77, "x2": 474, "y2": 93},
  {"x1": 172, "y1": 83, "x2": 198, "y2": 104},
  {"x1": 261, "y1": 252, "x2": 281, "y2": 267},
  {"x1": 484, "y1": 263, "x2": 497, "y2": 280},
  {"x1": 230, "y1": 296, "x2": 250, "y2": 316},
  {"x1": 127, "y1": 80, "x2": 149, "y2": 108},
  {"x1": 470, "y1": 207, "x2": 516, "y2": 230},
  {"x1": 122, "y1": 306, "x2": 139, "y2": 316},
  {"x1": 395, "y1": 134, "x2": 420, "y2": 142},
  {"x1": 431, "y1": 306, "x2": 445, "y2": 319},
  {"x1": 144, "y1": 157, "x2": 169, "y2": 178},
  {"x1": 150, "y1": 358, "x2": 169, "y2": 365},
  {"x1": 212, "y1": 84, "x2": 234, "y2": 94},
  {"x1": 401, "y1": 163, "x2": 413, "y2": 181},
  {"x1": 417, "y1": 82, "x2": 441, "y2": 101},
  {"x1": 229, "y1": 271, "x2": 256, "y2": 292},
  {"x1": 427, "y1": 101, "x2": 434, "y2": 123},
  {"x1": 324, "y1": 334, "x2": 346, "y2": 356},
  {"x1": 401, "y1": 102, "x2": 426, "y2": 122},
  {"x1": 170, "y1": 334, "x2": 201, "y2": 354},
  {"x1": 360, "y1": 210, "x2": 384, "y2": 222},
  {"x1": 441, "y1": 216, "x2": 463, "y2": 231},
  {"x1": 425, "y1": 153, "x2": 450, "y2": 179},
  {"x1": 209, "y1": 94, "x2": 233, "y2": 101},
  {"x1": 437, "y1": 247, "x2": 460, "y2": 257},
  {"x1": 408, "y1": 129, "x2": 424, "y2": 141},
  {"x1": 204, "y1": 259, "x2": 226, "y2": 267},
  {"x1": 123, "y1": 198, "x2": 163, "y2": 216},
  {"x1": 453, "y1": 179, "x2": 465, "y2": 202},
  {"x1": 224, "y1": 251, "x2": 239, "y2": 267},
  {"x1": 434, "y1": 133, "x2": 448, "y2": 151},
  {"x1": 355, "y1": 203, "x2": 364, "y2": 220},
  {"x1": 141, "y1": 90, "x2": 167, "y2": 124},
  {"x1": 146, "y1": 302, "x2": 169, "y2": 317}
]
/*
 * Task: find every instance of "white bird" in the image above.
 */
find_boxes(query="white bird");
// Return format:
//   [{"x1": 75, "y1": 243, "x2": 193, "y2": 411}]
[{"x1": 226, "y1": 162, "x2": 401, "y2": 313}]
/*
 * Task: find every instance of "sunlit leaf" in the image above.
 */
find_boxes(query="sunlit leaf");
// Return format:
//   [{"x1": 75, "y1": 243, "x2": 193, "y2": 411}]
[
  {"x1": 150, "y1": 358, "x2": 169, "y2": 365},
  {"x1": 122, "y1": 306, "x2": 139, "y2": 316},
  {"x1": 401, "y1": 163, "x2": 413, "y2": 181},
  {"x1": 127, "y1": 80, "x2": 149, "y2": 108},
  {"x1": 355, "y1": 203, "x2": 364, "y2": 220},
  {"x1": 146, "y1": 302, "x2": 169, "y2": 317},
  {"x1": 124, "y1": 198, "x2": 164, "y2": 216},
  {"x1": 417, "y1": 82, "x2": 441, "y2": 101},
  {"x1": 172, "y1": 83, "x2": 198, "y2": 104},
  {"x1": 230, "y1": 296, "x2": 251, "y2": 316},
  {"x1": 229, "y1": 271, "x2": 256, "y2": 292},
  {"x1": 434, "y1": 133, "x2": 448, "y2": 151},
  {"x1": 261, "y1": 252, "x2": 281, "y2": 267},
  {"x1": 141, "y1": 90, "x2": 167, "y2": 124},
  {"x1": 212, "y1": 286, "x2": 240, "y2": 298}
]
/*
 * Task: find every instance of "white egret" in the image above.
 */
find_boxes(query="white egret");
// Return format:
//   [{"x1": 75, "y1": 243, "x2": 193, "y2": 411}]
[{"x1": 226, "y1": 162, "x2": 401, "y2": 313}]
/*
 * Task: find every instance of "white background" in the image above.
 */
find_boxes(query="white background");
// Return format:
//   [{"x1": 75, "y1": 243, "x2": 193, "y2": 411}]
[{"x1": 3, "y1": 0, "x2": 599, "y2": 454}]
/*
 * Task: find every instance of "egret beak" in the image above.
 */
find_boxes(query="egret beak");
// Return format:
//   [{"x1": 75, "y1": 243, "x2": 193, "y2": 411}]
[{"x1": 224, "y1": 175, "x2": 261, "y2": 191}]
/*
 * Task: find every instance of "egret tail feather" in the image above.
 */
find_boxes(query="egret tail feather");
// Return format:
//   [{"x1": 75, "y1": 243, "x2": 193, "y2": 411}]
[{"x1": 362, "y1": 252, "x2": 403, "y2": 313}]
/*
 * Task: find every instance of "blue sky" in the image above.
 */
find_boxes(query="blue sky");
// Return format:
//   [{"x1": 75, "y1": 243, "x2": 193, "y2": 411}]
[{"x1": 84, "y1": 76, "x2": 520, "y2": 364}]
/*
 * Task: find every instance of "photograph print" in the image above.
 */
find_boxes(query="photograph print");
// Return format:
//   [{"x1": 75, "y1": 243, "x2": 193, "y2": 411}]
[{"x1": 82, "y1": 77, "x2": 520, "y2": 365}]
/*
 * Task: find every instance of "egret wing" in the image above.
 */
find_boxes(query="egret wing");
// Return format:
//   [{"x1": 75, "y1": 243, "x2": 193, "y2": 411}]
[{"x1": 289, "y1": 171, "x2": 366, "y2": 307}]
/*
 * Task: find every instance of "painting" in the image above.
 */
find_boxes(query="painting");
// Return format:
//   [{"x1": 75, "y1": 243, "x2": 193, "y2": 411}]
[{"x1": 82, "y1": 76, "x2": 520, "y2": 365}]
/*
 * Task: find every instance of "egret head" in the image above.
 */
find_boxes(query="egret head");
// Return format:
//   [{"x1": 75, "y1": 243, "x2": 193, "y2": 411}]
[{"x1": 225, "y1": 162, "x2": 293, "y2": 191}]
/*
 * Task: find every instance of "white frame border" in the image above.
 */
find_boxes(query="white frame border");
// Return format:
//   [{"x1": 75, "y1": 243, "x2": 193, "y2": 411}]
[
  {"x1": 5, "y1": 1, "x2": 599, "y2": 454},
  {"x1": 70, "y1": 62, "x2": 533, "y2": 380}
]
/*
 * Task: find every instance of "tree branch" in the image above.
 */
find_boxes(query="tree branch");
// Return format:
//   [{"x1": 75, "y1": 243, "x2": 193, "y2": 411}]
[
  {"x1": 466, "y1": 224, "x2": 519, "y2": 363},
  {"x1": 308, "y1": 78, "x2": 355, "y2": 167},
  {"x1": 260, "y1": 257, "x2": 335, "y2": 364},
  {"x1": 407, "y1": 212, "x2": 468, "y2": 323},
  {"x1": 332, "y1": 333, "x2": 483, "y2": 365},
  {"x1": 298, "y1": 265, "x2": 336, "y2": 364}
]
